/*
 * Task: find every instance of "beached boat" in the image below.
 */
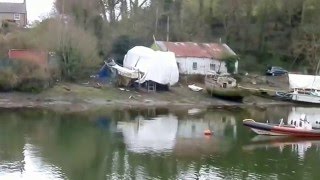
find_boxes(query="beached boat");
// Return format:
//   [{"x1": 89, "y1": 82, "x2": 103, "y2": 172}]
[
  {"x1": 106, "y1": 59, "x2": 143, "y2": 86},
  {"x1": 205, "y1": 72, "x2": 247, "y2": 102},
  {"x1": 287, "y1": 74, "x2": 320, "y2": 104},
  {"x1": 243, "y1": 114, "x2": 320, "y2": 137}
]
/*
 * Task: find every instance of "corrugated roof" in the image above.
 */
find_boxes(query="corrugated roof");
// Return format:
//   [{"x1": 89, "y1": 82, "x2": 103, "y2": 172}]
[
  {"x1": 0, "y1": 2, "x2": 27, "y2": 14},
  {"x1": 155, "y1": 41, "x2": 236, "y2": 60}
]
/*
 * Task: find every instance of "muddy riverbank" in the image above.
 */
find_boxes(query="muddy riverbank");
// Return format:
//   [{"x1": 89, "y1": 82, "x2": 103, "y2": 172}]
[{"x1": 0, "y1": 81, "x2": 292, "y2": 113}]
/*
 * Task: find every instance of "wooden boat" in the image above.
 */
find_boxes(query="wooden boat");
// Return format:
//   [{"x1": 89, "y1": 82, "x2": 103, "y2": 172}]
[
  {"x1": 243, "y1": 114, "x2": 320, "y2": 137},
  {"x1": 205, "y1": 73, "x2": 247, "y2": 102}
]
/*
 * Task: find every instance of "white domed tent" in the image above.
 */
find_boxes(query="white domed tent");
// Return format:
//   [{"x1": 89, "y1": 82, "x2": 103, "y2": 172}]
[{"x1": 123, "y1": 46, "x2": 179, "y2": 90}]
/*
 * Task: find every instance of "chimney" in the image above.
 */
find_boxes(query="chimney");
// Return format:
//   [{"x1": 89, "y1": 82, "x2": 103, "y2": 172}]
[{"x1": 23, "y1": 0, "x2": 26, "y2": 4}]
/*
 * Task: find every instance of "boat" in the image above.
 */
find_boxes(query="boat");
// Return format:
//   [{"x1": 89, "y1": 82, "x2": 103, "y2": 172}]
[
  {"x1": 106, "y1": 59, "x2": 143, "y2": 86},
  {"x1": 275, "y1": 91, "x2": 293, "y2": 100},
  {"x1": 243, "y1": 114, "x2": 320, "y2": 137},
  {"x1": 107, "y1": 60, "x2": 141, "y2": 79},
  {"x1": 205, "y1": 72, "x2": 248, "y2": 102},
  {"x1": 287, "y1": 74, "x2": 320, "y2": 104},
  {"x1": 188, "y1": 84, "x2": 203, "y2": 92}
]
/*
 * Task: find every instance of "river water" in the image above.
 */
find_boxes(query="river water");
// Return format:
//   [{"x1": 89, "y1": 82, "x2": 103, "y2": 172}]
[{"x1": 0, "y1": 106, "x2": 319, "y2": 180}]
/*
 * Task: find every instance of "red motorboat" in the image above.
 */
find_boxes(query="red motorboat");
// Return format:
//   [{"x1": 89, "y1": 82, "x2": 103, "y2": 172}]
[{"x1": 243, "y1": 114, "x2": 320, "y2": 137}]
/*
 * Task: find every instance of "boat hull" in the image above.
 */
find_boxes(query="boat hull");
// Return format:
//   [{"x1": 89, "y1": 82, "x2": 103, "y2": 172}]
[
  {"x1": 291, "y1": 93, "x2": 320, "y2": 104},
  {"x1": 206, "y1": 88, "x2": 247, "y2": 102},
  {"x1": 243, "y1": 119, "x2": 320, "y2": 137}
]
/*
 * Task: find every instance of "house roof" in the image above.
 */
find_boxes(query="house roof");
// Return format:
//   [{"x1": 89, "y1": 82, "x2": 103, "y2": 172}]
[
  {"x1": 155, "y1": 41, "x2": 236, "y2": 59},
  {"x1": 0, "y1": 2, "x2": 27, "y2": 14}
]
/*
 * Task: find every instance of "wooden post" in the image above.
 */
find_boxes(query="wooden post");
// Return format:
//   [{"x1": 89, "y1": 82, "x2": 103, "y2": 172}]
[
  {"x1": 155, "y1": 7, "x2": 159, "y2": 36},
  {"x1": 166, "y1": 15, "x2": 170, "y2": 42}
]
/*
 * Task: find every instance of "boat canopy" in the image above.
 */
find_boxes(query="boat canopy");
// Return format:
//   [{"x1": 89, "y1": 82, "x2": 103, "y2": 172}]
[
  {"x1": 123, "y1": 46, "x2": 179, "y2": 85},
  {"x1": 288, "y1": 74, "x2": 320, "y2": 90}
]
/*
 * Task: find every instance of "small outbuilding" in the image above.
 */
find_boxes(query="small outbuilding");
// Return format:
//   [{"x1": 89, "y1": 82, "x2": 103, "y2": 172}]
[{"x1": 152, "y1": 41, "x2": 238, "y2": 75}]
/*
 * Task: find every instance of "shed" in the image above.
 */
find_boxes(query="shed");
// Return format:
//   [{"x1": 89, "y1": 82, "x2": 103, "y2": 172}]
[
  {"x1": 152, "y1": 41, "x2": 238, "y2": 75},
  {"x1": 8, "y1": 49, "x2": 48, "y2": 66}
]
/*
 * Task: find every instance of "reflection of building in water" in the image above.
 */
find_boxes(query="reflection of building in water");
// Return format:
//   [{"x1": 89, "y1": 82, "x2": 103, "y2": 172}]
[
  {"x1": 117, "y1": 115, "x2": 178, "y2": 153},
  {"x1": 117, "y1": 111, "x2": 237, "y2": 154},
  {"x1": 287, "y1": 107, "x2": 320, "y2": 128}
]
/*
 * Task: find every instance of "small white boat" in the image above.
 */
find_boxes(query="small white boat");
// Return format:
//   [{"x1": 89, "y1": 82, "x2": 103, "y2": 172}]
[
  {"x1": 187, "y1": 108, "x2": 202, "y2": 115},
  {"x1": 188, "y1": 84, "x2": 203, "y2": 92},
  {"x1": 288, "y1": 74, "x2": 320, "y2": 104},
  {"x1": 291, "y1": 91, "x2": 320, "y2": 104}
]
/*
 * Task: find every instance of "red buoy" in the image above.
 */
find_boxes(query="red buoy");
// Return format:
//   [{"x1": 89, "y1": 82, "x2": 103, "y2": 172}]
[{"x1": 204, "y1": 129, "x2": 213, "y2": 136}]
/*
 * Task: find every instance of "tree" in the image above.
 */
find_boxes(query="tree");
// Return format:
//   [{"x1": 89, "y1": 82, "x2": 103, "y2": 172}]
[
  {"x1": 51, "y1": 0, "x2": 320, "y2": 74},
  {"x1": 35, "y1": 19, "x2": 101, "y2": 80}
]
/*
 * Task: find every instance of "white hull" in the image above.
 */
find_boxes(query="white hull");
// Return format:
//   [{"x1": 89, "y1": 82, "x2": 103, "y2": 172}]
[
  {"x1": 291, "y1": 94, "x2": 320, "y2": 104},
  {"x1": 111, "y1": 64, "x2": 140, "y2": 79},
  {"x1": 188, "y1": 84, "x2": 203, "y2": 92}
]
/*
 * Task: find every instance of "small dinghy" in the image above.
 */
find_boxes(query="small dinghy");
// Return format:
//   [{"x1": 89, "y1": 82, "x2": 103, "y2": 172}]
[
  {"x1": 243, "y1": 114, "x2": 320, "y2": 137},
  {"x1": 188, "y1": 84, "x2": 203, "y2": 92}
]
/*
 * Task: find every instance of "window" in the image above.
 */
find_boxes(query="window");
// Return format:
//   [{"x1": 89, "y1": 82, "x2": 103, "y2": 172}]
[
  {"x1": 210, "y1": 63, "x2": 215, "y2": 70},
  {"x1": 14, "y1": 14, "x2": 20, "y2": 21},
  {"x1": 192, "y1": 62, "x2": 197, "y2": 70}
]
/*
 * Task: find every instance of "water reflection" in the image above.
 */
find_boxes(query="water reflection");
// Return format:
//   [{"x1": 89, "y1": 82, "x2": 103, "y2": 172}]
[
  {"x1": 244, "y1": 106, "x2": 320, "y2": 162},
  {"x1": 116, "y1": 109, "x2": 237, "y2": 155},
  {"x1": 243, "y1": 136, "x2": 320, "y2": 160},
  {"x1": 1, "y1": 107, "x2": 320, "y2": 179},
  {"x1": 288, "y1": 107, "x2": 320, "y2": 128},
  {"x1": 0, "y1": 110, "x2": 66, "y2": 179},
  {"x1": 117, "y1": 115, "x2": 178, "y2": 153}
]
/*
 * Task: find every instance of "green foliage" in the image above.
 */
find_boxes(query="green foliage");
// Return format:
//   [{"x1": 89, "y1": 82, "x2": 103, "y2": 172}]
[
  {"x1": 224, "y1": 57, "x2": 238, "y2": 74},
  {"x1": 109, "y1": 35, "x2": 141, "y2": 65},
  {"x1": 1, "y1": 0, "x2": 320, "y2": 87},
  {"x1": 0, "y1": 67, "x2": 18, "y2": 91},
  {"x1": 53, "y1": 0, "x2": 320, "y2": 73},
  {"x1": 0, "y1": 59, "x2": 51, "y2": 92},
  {"x1": 14, "y1": 60, "x2": 50, "y2": 92},
  {"x1": 0, "y1": 18, "x2": 101, "y2": 82}
]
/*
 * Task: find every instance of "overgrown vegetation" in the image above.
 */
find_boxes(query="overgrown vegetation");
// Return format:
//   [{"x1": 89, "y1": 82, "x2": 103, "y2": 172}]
[
  {"x1": 221, "y1": 54, "x2": 239, "y2": 74},
  {"x1": 0, "y1": 59, "x2": 51, "y2": 92},
  {"x1": 1, "y1": 0, "x2": 320, "y2": 92},
  {"x1": 25, "y1": 19, "x2": 101, "y2": 80},
  {"x1": 54, "y1": 0, "x2": 320, "y2": 74}
]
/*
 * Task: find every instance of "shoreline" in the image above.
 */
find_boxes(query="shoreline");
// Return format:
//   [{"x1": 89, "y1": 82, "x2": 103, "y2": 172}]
[
  {"x1": 0, "y1": 92, "x2": 293, "y2": 113},
  {"x1": 0, "y1": 80, "x2": 295, "y2": 112}
]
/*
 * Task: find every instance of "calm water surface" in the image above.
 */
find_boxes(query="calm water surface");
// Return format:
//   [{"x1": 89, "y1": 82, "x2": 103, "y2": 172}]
[{"x1": 0, "y1": 106, "x2": 320, "y2": 180}]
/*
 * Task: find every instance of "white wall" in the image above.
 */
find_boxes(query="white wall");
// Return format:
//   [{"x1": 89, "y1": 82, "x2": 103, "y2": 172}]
[{"x1": 176, "y1": 57, "x2": 228, "y2": 75}]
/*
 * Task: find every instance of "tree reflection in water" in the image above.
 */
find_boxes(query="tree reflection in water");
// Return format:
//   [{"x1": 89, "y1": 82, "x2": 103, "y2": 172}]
[{"x1": 0, "y1": 107, "x2": 319, "y2": 179}]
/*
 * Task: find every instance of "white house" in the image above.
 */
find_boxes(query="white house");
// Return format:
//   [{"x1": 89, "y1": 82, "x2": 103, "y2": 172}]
[{"x1": 153, "y1": 41, "x2": 238, "y2": 75}]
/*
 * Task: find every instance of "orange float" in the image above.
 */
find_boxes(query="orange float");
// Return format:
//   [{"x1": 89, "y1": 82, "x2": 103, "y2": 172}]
[{"x1": 204, "y1": 129, "x2": 213, "y2": 136}]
